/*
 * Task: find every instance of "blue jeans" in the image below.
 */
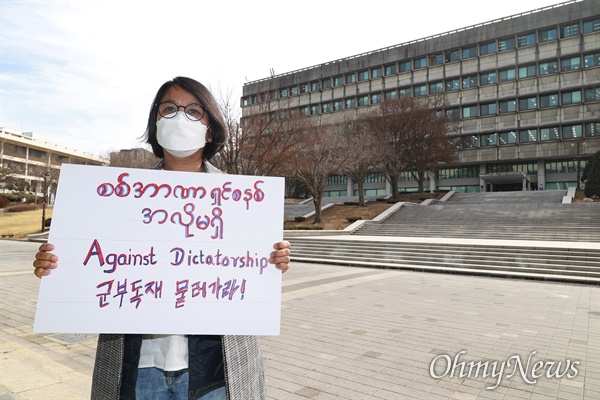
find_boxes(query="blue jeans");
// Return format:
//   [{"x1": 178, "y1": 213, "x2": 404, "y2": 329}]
[{"x1": 136, "y1": 367, "x2": 226, "y2": 400}]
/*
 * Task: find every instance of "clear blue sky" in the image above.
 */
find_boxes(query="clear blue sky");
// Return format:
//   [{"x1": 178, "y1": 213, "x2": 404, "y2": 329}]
[{"x1": 1, "y1": 0, "x2": 565, "y2": 156}]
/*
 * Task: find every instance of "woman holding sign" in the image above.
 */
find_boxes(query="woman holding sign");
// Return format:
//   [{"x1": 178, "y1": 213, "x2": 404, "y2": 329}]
[{"x1": 33, "y1": 76, "x2": 291, "y2": 400}]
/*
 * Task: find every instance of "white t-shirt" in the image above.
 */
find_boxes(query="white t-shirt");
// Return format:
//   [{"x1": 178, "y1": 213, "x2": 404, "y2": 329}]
[{"x1": 138, "y1": 334, "x2": 188, "y2": 371}]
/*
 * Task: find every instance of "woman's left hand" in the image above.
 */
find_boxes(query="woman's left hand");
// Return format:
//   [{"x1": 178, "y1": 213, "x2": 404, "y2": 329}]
[{"x1": 269, "y1": 241, "x2": 291, "y2": 273}]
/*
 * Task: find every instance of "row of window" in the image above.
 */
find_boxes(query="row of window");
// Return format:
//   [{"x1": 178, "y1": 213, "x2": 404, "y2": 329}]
[
  {"x1": 457, "y1": 88, "x2": 599, "y2": 118},
  {"x1": 243, "y1": 18, "x2": 600, "y2": 106},
  {"x1": 458, "y1": 122, "x2": 599, "y2": 148},
  {"x1": 325, "y1": 158, "x2": 588, "y2": 189}
]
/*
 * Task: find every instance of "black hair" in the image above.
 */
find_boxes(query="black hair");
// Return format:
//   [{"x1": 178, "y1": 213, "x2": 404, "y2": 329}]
[{"x1": 143, "y1": 76, "x2": 227, "y2": 160}]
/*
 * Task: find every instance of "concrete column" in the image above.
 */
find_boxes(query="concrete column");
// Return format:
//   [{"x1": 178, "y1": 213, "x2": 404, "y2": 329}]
[
  {"x1": 537, "y1": 160, "x2": 546, "y2": 190},
  {"x1": 522, "y1": 178, "x2": 527, "y2": 191},
  {"x1": 385, "y1": 177, "x2": 392, "y2": 196},
  {"x1": 346, "y1": 178, "x2": 353, "y2": 197},
  {"x1": 429, "y1": 173, "x2": 437, "y2": 192}
]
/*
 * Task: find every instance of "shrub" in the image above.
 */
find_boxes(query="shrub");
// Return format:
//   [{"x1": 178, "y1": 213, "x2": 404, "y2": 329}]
[
  {"x1": 584, "y1": 151, "x2": 600, "y2": 198},
  {"x1": 284, "y1": 225, "x2": 323, "y2": 230},
  {"x1": 0, "y1": 197, "x2": 10, "y2": 209},
  {"x1": 6, "y1": 204, "x2": 41, "y2": 213},
  {"x1": 346, "y1": 217, "x2": 361, "y2": 223},
  {"x1": 294, "y1": 216, "x2": 306, "y2": 222},
  {"x1": 343, "y1": 202, "x2": 359, "y2": 206}
]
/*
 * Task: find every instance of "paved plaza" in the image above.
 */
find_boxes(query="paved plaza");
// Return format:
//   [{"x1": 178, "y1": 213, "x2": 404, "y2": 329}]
[{"x1": 1, "y1": 240, "x2": 598, "y2": 399}]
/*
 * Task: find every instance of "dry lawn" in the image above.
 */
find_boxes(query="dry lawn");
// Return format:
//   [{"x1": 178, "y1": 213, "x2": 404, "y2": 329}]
[
  {"x1": 0, "y1": 207, "x2": 53, "y2": 240},
  {"x1": 285, "y1": 192, "x2": 446, "y2": 230}
]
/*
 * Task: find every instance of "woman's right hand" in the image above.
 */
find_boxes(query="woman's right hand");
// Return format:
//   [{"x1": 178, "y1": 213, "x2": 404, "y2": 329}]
[{"x1": 33, "y1": 243, "x2": 58, "y2": 278}]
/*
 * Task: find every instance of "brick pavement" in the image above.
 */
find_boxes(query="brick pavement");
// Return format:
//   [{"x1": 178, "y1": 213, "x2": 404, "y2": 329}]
[{"x1": 1, "y1": 240, "x2": 598, "y2": 399}]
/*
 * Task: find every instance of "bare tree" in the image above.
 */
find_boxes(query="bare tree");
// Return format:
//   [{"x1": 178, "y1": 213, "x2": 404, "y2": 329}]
[
  {"x1": 213, "y1": 89, "x2": 308, "y2": 177},
  {"x1": 362, "y1": 96, "x2": 457, "y2": 197},
  {"x1": 285, "y1": 124, "x2": 349, "y2": 224},
  {"x1": 338, "y1": 115, "x2": 378, "y2": 207},
  {"x1": 108, "y1": 148, "x2": 159, "y2": 169}
]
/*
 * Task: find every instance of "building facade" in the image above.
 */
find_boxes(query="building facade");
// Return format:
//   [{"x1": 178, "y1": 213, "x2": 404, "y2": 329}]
[
  {"x1": 0, "y1": 128, "x2": 106, "y2": 200},
  {"x1": 241, "y1": 0, "x2": 600, "y2": 196}
]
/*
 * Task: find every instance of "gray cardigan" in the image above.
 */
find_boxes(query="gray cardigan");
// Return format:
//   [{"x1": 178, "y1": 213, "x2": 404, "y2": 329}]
[{"x1": 90, "y1": 160, "x2": 266, "y2": 400}]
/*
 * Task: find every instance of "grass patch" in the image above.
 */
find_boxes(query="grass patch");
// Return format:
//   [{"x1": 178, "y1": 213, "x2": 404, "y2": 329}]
[{"x1": 0, "y1": 207, "x2": 53, "y2": 240}]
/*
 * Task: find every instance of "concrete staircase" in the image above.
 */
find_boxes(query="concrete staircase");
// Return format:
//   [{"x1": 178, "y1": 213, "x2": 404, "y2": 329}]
[{"x1": 287, "y1": 191, "x2": 600, "y2": 284}]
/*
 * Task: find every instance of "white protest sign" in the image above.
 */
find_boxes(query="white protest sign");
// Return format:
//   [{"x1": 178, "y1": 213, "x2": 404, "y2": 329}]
[{"x1": 34, "y1": 164, "x2": 284, "y2": 335}]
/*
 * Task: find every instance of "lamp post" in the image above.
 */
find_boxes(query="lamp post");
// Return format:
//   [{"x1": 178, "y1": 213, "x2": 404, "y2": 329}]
[{"x1": 41, "y1": 171, "x2": 50, "y2": 233}]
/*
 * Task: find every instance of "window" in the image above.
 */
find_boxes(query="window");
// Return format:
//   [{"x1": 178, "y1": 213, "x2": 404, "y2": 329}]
[
  {"x1": 446, "y1": 78, "x2": 460, "y2": 92},
  {"x1": 586, "y1": 122, "x2": 600, "y2": 137},
  {"x1": 364, "y1": 173, "x2": 386, "y2": 183},
  {"x1": 445, "y1": 49, "x2": 460, "y2": 63},
  {"x1": 399, "y1": 60, "x2": 411, "y2": 72},
  {"x1": 289, "y1": 87, "x2": 298, "y2": 96},
  {"x1": 480, "y1": 41, "x2": 496, "y2": 56},
  {"x1": 561, "y1": 56, "x2": 581, "y2": 71},
  {"x1": 583, "y1": 18, "x2": 600, "y2": 34},
  {"x1": 280, "y1": 88, "x2": 288, "y2": 98},
  {"x1": 540, "y1": 93, "x2": 559, "y2": 108},
  {"x1": 462, "y1": 46, "x2": 477, "y2": 59},
  {"x1": 562, "y1": 124, "x2": 583, "y2": 139},
  {"x1": 539, "y1": 28, "x2": 557, "y2": 43},
  {"x1": 561, "y1": 23, "x2": 580, "y2": 38},
  {"x1": 499, "y1": 100, "x2": 517, "y2": 113},
  {"x1": 333, "y1": 100, "x2": 343, "y2": 111},
  {"x1": 300, "y1": 106, "x2": 309, "y2": 115},
  {"x1": 519, "y1": 65, "x2": 536, "y2": 79},
  {"x1": 519, "y1": 97, "x2": 537, "y2": 110},
  {"x1": 242, "y1": 97, "x2": 249, "y2": 106},
  {"x1": 414, "y1": 84, "x2": 427, "y2": 96},
  {"x1": 371, "y1": 67, "x2": 382, "y2": 78},
  {"x1": 562, "y1": 90, "x2": 582, "y2": 105},
  {"x1": 321, "y1": 103, "x2": 331, "y2": 113},
  {"x1": 446, "y1": 108, "x2": 460, "y2": 119},
  {"x1": 462, "y1": 75, "x2": 477, "y2": 89},
  {"x1": 358, "y1": 95, "x2": 369, "y2": 107},
  {"x1": 384, "y1": 90, "x2": 397, "y2": 100},
  {"x1": 499, "y1": 131, "x2": 517, "y2": 145},
  {"x1": 270, "y1": 91, "x2": 278, "y2": 100},
  {"x1": 413, "y1": 57, "x2": 427, "y2": 70},
  {"x1": 358, "y1": 70, "x2": 369, "y2": 81},
  {"x1": 584, "y1": 53, "x2": 600, "y2": 68},
  {"x1": 481, "y1": 133, "x2": 497, "y2": 146},
  {"x1": 518, "y1": 32, "x2": 536, "y2": 47},
  {"x1": 333, "y1": 76, "x2": 343, "y2": 87},
  {"x1": 465, "y1": 135, "x2": 479, "y2": 148},
  {"x1": 430, "y1": 54, "x2": 443, "y2": 66},
  {"x1": 311, "y1": 81, "x2": 320, "y2": 91},
  {"x1": 499, "y1": 68, "x2": 516, "y2": 82},
  {"x1": 540, "y1": 127, "x2": 560, "y2": 141},
  {"x1": 480, "y1": 102, "x2": 497, "y2": 116},
  {"x1": 310, "y1": 105, "x2": 319, "y2": 115},
  {"x1": 498, "y1": 37, "x2": 515, "y2": 52},
  {"x1": 480, "y1": 72, "x2": 497, "y2": 86},
  {"x1": 300, "y1": 84, "x2": 309, "y2": 94},
  {"x1": 586, "y1": 88, "x2": 600, "y2": 102},
  {"x1": 371, "y1": 93, "x2": 382, "y2": 104},
  {"x1": 399, "y1": 87, "x2": 411, "y2": 97},
  {"x1": 384, "y1": 64, "x2": 396, "y2": 75},
  {"x1": 429, "y1": 81, "x2": 443, "y2": 94},
  {"x1": 519, "y1": 129, "x2": 538, "y2": 143},
  {"x1": 345, "y1": 98, "x2": 355, "y2": 108},
  {"x1": 322, "y1": 78, "x2": 331, "y2": 89},
  {"x1": 539, "y1": 60, "x2": 558, "y2": 75},
  {"x1": 345, "y1": 73, "x2": 356, "y2": 84},
  {"x1": 462, "y1": 105, "x2": 478, "y2": 118},
  {"x1": 327, "y1": 175, "x2": 347, "y2": 185}
]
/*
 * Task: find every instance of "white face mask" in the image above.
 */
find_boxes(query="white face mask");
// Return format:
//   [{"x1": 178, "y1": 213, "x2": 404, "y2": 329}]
[{"x1": 156, "y1": 112, "x2": 207, "y2": 158}]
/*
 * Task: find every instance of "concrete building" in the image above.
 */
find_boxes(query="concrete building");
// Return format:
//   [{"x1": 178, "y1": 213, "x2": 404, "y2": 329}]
[
  {"x1": 241, "y1": 0, "x2": 600, "y2": 196},
  {"x1": 0, "y1": 127, "x2": 106, "y2": 200}
]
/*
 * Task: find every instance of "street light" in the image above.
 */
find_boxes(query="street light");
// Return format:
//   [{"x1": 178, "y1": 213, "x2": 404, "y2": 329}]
[{"x1": 41, "y1": 171, "x2": 50, "y2": 233}]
